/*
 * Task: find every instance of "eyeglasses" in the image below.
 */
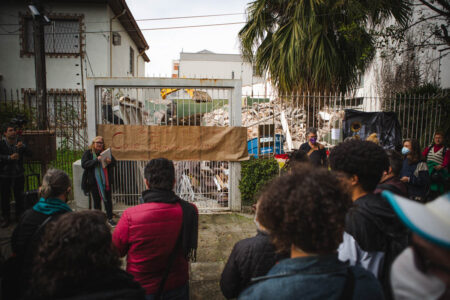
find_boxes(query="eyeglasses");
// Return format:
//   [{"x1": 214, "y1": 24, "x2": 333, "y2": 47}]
[{"x1": 94, "y1": 142, "x2": 104, "y2": 144}]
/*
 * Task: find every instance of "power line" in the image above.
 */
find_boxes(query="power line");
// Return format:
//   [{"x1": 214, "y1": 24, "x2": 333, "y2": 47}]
[
  {"x1": 0, "y1": 12, "x2": 245, "y2": 26},
  {"x1": 0, "y1": 21, "x2": 246, "y2": 35},
  {"x1": 135, "y1": 13, "x2": 245, "y2": 22}
]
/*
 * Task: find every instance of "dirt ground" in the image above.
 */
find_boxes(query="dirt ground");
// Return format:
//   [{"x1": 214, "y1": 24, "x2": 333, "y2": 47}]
[{"x1": 190, "y1": 213, "x2": 256, "y2": 300}]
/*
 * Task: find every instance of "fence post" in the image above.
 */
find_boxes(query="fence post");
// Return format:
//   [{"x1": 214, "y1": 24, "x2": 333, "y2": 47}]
[{"x1": 229, "y1": 80, "x2": 242, "y2": 212}]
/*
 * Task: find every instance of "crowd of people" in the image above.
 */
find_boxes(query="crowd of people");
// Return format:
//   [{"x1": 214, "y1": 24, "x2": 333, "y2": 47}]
[{"x1": 0, "y1": 123, "x2": 449, "y2": 299}]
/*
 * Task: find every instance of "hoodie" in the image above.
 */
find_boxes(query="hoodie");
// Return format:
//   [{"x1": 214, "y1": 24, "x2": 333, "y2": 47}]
[{"x1": 338, "y1": 193, "x2": 409, "y2": 299}]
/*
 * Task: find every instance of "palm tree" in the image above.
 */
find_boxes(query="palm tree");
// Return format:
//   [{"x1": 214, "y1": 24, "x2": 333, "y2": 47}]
[{"x1": 240, "y1": 0, "x2": 411, "y2": 93}]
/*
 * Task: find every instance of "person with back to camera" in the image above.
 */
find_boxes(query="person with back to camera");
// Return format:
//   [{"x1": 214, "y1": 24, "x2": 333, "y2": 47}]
[
  {"x1": 2, "y1": 169, "x2": 73, "y2": 300},
  {"x1": 26, "y1": 210, "x2": 145, "y2": 300},
  {"x1": 0, "y1": 123, "x2": 32, "y2": 227},
  {"x1": 374, "y1": 150, "x2": 408, "y2": 197},
  {"x1": 299, "y1": 127, "x2": 327, "y2": 167},
  {"x1": 113, "y1": 158, "x2": 198, "y2": 300},
  {"x1": 220, "y1": 200, "x2": 289, "y2": 299},
  {"x1": 329, "y1": 140, "x2": 409, "y2": 299},
  {"x1": 399, "y1": 138, "x2": 430, "y2": 202},
  {"x1": 238, "y1": 164, "x2": 383, "y2": 300},
  {"x1": 82, "y1": 136, "x2": 116, "y2": 226}
]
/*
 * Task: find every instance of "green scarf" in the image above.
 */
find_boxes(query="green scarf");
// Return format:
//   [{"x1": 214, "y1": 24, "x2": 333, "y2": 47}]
[{"x1": 33, "y1": 197, "x2": 72, "y2": 215}]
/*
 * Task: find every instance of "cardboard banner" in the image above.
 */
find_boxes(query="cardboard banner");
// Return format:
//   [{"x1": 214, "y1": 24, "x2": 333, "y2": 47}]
[{"x1": 97, "y1": 124, "x2": 249, "y2": 161}]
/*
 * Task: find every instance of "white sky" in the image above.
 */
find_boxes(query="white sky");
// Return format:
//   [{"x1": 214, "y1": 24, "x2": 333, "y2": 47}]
[{"x1": 126, "y1": 0, "x2": 251, "y2": 77}]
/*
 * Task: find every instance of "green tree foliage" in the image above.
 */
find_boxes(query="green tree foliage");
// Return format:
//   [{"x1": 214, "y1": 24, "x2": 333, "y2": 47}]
[
  {"x1": 239, "y1": 157, "x2": 279, "y2": 206},
  {"x1": 239, "y1": 0, "x2": 411, "y2": 93}
]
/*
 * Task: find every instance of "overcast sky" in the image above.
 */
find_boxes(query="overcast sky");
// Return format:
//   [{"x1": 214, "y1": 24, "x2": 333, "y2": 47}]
[{"x1": 126, "y1": 0, "x2": 251, "y2": 77}]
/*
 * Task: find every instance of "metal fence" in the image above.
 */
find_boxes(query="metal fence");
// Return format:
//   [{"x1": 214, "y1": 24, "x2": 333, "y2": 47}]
[
  {"x1": 92, "y1": 83, "x2": 236, "y2": 212},
  {"x1": 0, "y1": 88, "x2": 87, "y2": 189},
  {"x1": 238, "y1": 91, "x2": 447, "y2": 154}
]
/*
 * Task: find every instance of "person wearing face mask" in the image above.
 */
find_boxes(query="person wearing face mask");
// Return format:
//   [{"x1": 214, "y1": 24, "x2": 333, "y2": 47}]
[
  {"x1": 2, "y1": 169, "x2": 73, "y2": 300},
  {"x1": 382, "y1": 191, "x2": 450, "y2": 300},
  {"x1": 81, "y1": 136, "x2": 116, "y2": 226},
  {"x1": 299, "y1": 127, "x2": 327, "y2": 167},
  {"x1": 220, "y1": 202, "x2": 288, "y2": 299},
  {"x1": 399, "y1": 139, "x2": 430, "y2": 202}
]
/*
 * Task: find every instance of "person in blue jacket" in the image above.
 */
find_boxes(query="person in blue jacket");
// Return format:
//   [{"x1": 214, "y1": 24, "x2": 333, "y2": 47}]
[{"x1": 238, "y1": 164, "x2": 384, "y2": 300}]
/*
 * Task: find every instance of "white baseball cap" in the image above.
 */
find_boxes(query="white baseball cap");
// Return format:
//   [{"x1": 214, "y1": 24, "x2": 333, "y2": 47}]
[{"x1": 382, "y1": 191, "x2": 450, "y2": 249}]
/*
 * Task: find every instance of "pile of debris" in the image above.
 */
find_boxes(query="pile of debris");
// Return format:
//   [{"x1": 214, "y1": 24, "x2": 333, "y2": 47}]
[{"x1": 202, "y1": 99, "x2": 345, "y2": 150}]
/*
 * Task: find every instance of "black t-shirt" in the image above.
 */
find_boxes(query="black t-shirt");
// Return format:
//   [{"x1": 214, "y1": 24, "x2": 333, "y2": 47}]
[{"x1": 299, "y1": 142, "x2": 327, "y2": 166}]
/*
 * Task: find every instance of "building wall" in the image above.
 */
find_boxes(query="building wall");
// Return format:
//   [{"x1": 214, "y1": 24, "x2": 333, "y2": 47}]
[
  {"x1": 107, "y1": 6, "x2": 146, "y2": 77},
  {"x1": 0, "y1": 2, "x2": 147, "y2": 92},
  {"x1": 178, "y1": 52, "x2": 263, "y2": 87}
]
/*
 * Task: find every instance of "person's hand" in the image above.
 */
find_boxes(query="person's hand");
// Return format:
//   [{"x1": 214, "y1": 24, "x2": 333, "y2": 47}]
[
  {"x1": 16, "y1": 141, "x2": 23, "y2": 148},
  {"x1": 400, "y1": 176, "x2": 409, "y2": 183},
  {"x1": 434, "y1": 165, "x2": 443, "y2": 171},
  {"x1": 105, "y1": 158, "x2": 111, "y2": 164},
  {"x1": 10, "y1": 153, "x2": 19, "y2": 160},
  {"x1": 97, "y1": 155, "x2": 102, "y2": 161}
]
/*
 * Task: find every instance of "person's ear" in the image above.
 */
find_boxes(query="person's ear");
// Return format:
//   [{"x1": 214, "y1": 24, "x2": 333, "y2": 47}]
[
  {"x1": 350, "y1": 175, "x2": 359, "y2": 186},
  {"x1": 388, "y1": 166, "x2": 393, "y2": 175},
  {"x1": 144, "y1": 179, "x2": 150, "y2": 189},
  {"x1": 67, "y1": 187, "x2": 72, "y2": 194}
]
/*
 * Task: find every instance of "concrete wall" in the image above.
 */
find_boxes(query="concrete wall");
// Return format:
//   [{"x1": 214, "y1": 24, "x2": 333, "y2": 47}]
[
  {"x1": 0, "y1": 2, "x2": 147, "y2": 92},
  {"x1": 178, "y1": 53, "x2": 263, "y2": 87},
  {"x1": 107, "y1": 6, "x2": 146, "y2": 77}
]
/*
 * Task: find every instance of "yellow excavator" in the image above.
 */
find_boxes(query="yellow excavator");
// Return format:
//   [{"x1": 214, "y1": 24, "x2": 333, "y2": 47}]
[
  {"x1": 160, "y1": 88, "x2": 193, "y2": 99},
  {"x1": 160, "y1": 88, "x2": 212, "y2": 102}
]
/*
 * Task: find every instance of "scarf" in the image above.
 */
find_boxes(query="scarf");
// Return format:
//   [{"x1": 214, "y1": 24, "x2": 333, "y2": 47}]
[
  {"x1": 93, "y1": 151, "x2": 110, "y2": 203},
  {"x1": 33, "y1": 197, "x2": 72, "y2": 215},
  {"x1": 142, "y1": 188, "x2": 198, "y2": 261}
]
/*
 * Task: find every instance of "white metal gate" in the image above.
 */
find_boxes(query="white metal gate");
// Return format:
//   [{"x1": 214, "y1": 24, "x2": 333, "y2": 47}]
[{"x1": 86, "y1": 78, "x2": 242, "y2": 212}]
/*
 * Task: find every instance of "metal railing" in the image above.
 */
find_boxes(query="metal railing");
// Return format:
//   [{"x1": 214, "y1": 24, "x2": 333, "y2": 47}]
[
  {"x1": 92, "y1": 84, "x2": 237, "y2": 211},
  {"x1": 0, "y1": 88, "x2": 87, "y2": 189}
]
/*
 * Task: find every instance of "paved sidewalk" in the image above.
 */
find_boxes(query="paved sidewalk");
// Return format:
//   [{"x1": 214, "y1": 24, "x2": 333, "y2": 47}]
[{"x1": 190, "y1": 213, "x2": 256, "y2": 300}]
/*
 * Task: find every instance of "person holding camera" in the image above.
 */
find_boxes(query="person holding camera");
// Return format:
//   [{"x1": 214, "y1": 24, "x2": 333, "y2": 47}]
[{"x1": 0, "y1": 123, "x2": 31, "y2": 227}]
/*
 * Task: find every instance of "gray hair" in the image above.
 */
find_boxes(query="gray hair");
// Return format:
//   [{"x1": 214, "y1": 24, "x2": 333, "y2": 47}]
[
  {"x1": 306, "y1": 127, "x2": 317, "y2": 136},
  {"x1": 39, "y1": 169, "x2": 71, "y2": 199}
]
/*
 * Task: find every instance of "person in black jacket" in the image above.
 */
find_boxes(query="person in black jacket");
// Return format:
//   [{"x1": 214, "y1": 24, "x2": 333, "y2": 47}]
[
  {"x1": 220, "y1": 203, "x2": 288, "y2": 299},
  {"x1": 3, "y1": 168, "x2": 73, "y2": 300},
  {"x1": 0, "y1": 123, "x2": 32, "y2": 227},
  {"x1": 299, "y1": 127, "x2": 327, "y2": 167},
  {"x1": 329, "y1": 140, "x2": 409, "y2": 300},
  {"x1": 81, "y1": 136, "x2": 116, "y2": 226},
  {"x1": 26, "y1": 210, "x2": 145, "y2": 300}
]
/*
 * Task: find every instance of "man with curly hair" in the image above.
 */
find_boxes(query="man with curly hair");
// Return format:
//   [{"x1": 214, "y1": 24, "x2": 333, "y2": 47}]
[
  {"x1": 238, "y1": 165, "x2": 383, "y2": 300},
  {"x1": 329, "y1": 140, "x2": 409, "y2": 298}
]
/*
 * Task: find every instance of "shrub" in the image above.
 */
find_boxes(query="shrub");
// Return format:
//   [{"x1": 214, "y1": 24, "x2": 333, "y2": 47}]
[{"x1": 239, "y1": 157, "x2": 279, "y2": 206}]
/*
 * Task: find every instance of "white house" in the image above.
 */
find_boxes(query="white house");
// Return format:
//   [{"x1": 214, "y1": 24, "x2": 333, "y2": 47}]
[
  {"x1": 0, "y1": 0, "x2": 150, "y2": 92},
  {"x1": 174, "y1": 50, "x2": 266, "y2": 96},
  {"x1": 354, "y1": 1, "x2": 450, "y2": 110}
]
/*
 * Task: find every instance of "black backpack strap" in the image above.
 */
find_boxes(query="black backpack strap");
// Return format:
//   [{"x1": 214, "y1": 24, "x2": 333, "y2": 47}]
[
  {"x1": 154, "y1": 226, "x2": 183, "y2": 300},
  {"x1": 339, "y1": 267, "x2": 355, "y2": 300},
  {"x1": 377, "y1": 183, "x2": 403, "y2": 196}
]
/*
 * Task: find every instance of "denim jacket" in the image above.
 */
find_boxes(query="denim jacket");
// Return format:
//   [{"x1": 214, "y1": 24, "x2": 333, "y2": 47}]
[{"x1": 238, "y1": 254, "x2": 384, "y2": 300}]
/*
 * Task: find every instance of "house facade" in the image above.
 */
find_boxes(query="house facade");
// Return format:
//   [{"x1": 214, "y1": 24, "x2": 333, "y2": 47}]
[
  {"x1": 175, "y1": 50, "x2": 265, "y2": 93},
  {"x1": 0, "y1": 0, "x2": 149, "y2": 92}
]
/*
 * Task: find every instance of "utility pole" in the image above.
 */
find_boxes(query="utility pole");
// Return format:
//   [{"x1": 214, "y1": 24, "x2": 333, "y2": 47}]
[
  {"x1": 29, "y1": 1, "x2": 50, "y2": 176},
  {"x1": 30, "y1": 0, "x2": 49, "y2": 130}
]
